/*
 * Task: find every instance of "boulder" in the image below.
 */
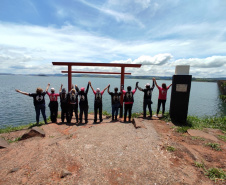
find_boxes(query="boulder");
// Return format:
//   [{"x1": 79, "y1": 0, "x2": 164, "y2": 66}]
[
  {"x1": 187, "y1": 129, "x2": 218, "y2": 142},
  {"x1": 60, "y1": 169, "x2": 72, "y2": 178},
  {"x1": 0, "y1": 137, "x2": 9, "y2": 148},
  {"x1": 132, "y1": 118, "x2": 147, "y2": 129},
  {"x1": 20, "y1": 127, "x2": 45, "y2": 140}
]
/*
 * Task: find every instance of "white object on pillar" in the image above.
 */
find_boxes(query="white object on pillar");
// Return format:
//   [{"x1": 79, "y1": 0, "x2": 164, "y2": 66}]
[{"x1": 175, "y1": 65, "x2": 190, "y2": 75}]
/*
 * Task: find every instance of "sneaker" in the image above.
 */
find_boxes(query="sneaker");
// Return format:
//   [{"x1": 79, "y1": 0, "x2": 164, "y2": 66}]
[{"x1": 153, "y1": 115, "x2": 158, "y2": 117}]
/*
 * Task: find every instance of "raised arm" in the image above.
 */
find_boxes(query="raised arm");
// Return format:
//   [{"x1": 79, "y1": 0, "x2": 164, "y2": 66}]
[
  {"x1": 46, "y1": 83, "x2": 50, "y2": 92},
  {"x1": 86, "y1": 81, "x2": 90, "y2": 93},
  {"x1": 59, "y1": 84, "x2": 63, "y2": 93},
  {"x1": 103, "y1": 84, "x2": 110, "y2": 93},
  {"x1": 15, "y1": 89, "x2": 29, "y2": 96},
  {"x1": 168, "y1": 83, "x2": 172, "y2": 88},
  {"x1": 107, "y1": 85, "x2": 110, "y2": 94},
  {"x1": 153, "y1": 78, "x2": 159, "y2": 88},
  {"x1": 75, "y1": 85, "x2": 79, "y2": 92},
  {"x1": 136, "y1": 82, "x2": 143, "y2": 91},
  {"x1": 151, "y1": 78, "x2": 155, "y2": 89},
  {"x1": 89, "y1": 81, "x2": 95, "y2": 93}
]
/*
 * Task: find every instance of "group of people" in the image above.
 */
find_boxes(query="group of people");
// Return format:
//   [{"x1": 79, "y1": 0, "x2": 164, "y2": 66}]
[{"x1": 15, "y1": 78, "x2": 172, "y2": 124}]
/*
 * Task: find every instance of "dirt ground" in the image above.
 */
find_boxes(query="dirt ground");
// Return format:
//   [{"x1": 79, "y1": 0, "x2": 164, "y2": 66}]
[{"x1": 0, "y1": 113, "x2": 225, "y2": 185}]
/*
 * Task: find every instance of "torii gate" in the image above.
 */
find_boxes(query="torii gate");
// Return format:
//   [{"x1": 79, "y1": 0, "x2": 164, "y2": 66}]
[{"x1": 52, "y1": 62, "x2": 142, "y2": 117}]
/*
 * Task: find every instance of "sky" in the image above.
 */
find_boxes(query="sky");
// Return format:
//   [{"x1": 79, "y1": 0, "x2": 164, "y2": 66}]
[{"x1": 0, "y1": 0, "x2": 226, "y2": 78}]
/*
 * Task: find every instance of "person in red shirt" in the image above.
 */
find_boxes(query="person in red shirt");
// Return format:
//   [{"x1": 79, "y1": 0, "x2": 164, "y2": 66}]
[
  {"x1": 89, "y1": 81, "x2": 109, "y2": 123},
  {"x1": 153, "y1": 78, "x2": 172, "y2": 117},
  {"x1": 46, "y1": 83, "x2": 60, "y2": 123},
  {"x1": 122, "y1": 82, "x2": 138, "y2": 122}
]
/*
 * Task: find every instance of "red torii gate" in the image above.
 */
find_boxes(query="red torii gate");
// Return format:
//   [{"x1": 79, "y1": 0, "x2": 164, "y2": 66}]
[{"x1": 52, "y1": 62, "x2": 142, "y2": 117}]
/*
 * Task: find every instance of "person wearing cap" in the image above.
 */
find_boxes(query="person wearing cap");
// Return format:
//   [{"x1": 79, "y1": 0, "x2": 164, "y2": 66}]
[
  {"x1": 15, "y1": 85, "x2": 49, "y2": 125},
  {"x1": 108, "y1": 85, "x2": 122, "y2": 121},
  {"x1": 89, "y1": 82, "x2": 110, "y2": 123},
  {"x1": 153, "y1": 78, "x2": 172, "y2": 117},
  {"x1": 68, "y1": 85, "x2": 79, "y2": 123},
  {"x1": 137, "y1": 78, "x2": 155, "y2": 118},
  {"x1": 59, "y1": 84, "x2": 69, "y2": 123},
  {"x1": 46, "y1": 83, "x2": 60, "y2": 123},
  {"x1": 122, "y1": 82, "x2": 138, "y2": 122},
  {"x1": 78, "y1": 82, "x2": 90, "y2": 123}
]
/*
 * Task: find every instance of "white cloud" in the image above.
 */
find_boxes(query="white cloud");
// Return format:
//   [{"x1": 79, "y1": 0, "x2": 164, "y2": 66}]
[{"x1": 172, "y1": 56, "x2": 226, "y2": 68}]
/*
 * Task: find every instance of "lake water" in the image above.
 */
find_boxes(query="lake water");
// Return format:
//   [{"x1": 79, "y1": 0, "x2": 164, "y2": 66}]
[{"x1": 0, "y1": 75, "x2": 225, "y2": 128}]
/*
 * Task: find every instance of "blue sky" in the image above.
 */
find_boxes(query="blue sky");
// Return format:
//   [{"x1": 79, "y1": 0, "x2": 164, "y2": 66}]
[{"x1": 0, "y1": 0, "x2": 226, "y2": 77}]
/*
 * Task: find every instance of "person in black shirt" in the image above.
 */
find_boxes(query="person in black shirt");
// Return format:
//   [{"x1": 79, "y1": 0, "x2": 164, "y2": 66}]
[
  {"x1": 108, "y1": 85, "x2": 122, "y2": 121},
  {"x1": 59, "y1": 84, "x2": 69, "y2": 123},
  {"x1": 15, "y1": 85, "x2": 49, "y2": 124},
  {"x1": 137, "y1": 78, "x2": 155, "y2": 118},
  {"x1": 68, "y1": 85, "x2": 79, "y2": 123},
  {"x1": 78, "y1": 82, "x2": 90, "y2": 124},
  {"x1": 89, "y1": 82, "x2": 109, "y2": 123}
]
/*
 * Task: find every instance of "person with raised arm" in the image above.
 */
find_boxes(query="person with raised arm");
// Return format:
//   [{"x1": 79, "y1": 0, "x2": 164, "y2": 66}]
[
  {"x1": 46, "y1": 84, "x2": 60, "y2": 123},
  {"x1": 122, "y1": 82, "x2": 138, "y2": 122},
  {"x1": 78, "y1": 82, "x2": 90, "y2": 124},
  {"x1": 108, "y1": 85, "x2": 122, "y2": 121},
  {"x1": 68, "y1": 84, "x2": 79, "y2": 123},
  {"x1": 137, "y1": 78, "x2": 155, "y2": 119},
  {"x1": 153, "y1": 78, "x2": 172, "y2": 117},
  {"x1": 59, "y1": 84, "x2": 69, "y2": 123},
  {"x1": 89, "y1": 82, "x2": 110, "y2": 123},
  {"x1": 15, "y1": 85, "x2": 49, "y2": 125}
]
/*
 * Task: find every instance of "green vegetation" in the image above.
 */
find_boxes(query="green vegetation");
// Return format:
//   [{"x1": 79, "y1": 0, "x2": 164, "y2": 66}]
[
  {"x1": 7, "y1": 137, "x2": 22, "y2": 143},
  {"x1": 218, "y1": 135, "x2": 226, "y2": 142},
  {"x1": 194, "y1": 161, "x2": 205, "y2": 168},
  {"x1": 194, "y1": 161, "x2": 226, "y2": 182},
  {"x1": 0, "y1": 118, "x2": 50, "y2": 134},
  {"x1": 220, "y1": 95, "x2": 226, "y2": 102},
  {"x1": 131, "y1": 112, "x2": 142, "y2": 118},
  {"x1": 205, "y1": 168, "x2": 226, "y2": 182},
  {"x1": 102, "y1": 110, "x2": 111, "y2": 116},
  {"x1": 166, "y1": 145, "x2": 176, "y2": 152},
  {"x1": 162, "y1": 113, "x2": 226, "y2": 133},
  {"x1": 205, "y1": 143, "x2": 222, "y2": 151},
  {"x1": 191, "y1": 136, "x2": 205, "y2": 141}
]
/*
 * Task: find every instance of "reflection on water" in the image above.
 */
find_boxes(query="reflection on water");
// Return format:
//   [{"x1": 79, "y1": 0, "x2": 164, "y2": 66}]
[{"x1": 0, "y1": 75, "x2": 225, "y2": 128}]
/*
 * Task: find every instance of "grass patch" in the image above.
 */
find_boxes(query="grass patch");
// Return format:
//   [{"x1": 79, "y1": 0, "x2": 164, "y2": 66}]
[
  {"x1": 191, "y1": 136, "x2": 205, "y2": 141},
  {"x1": 194, "y1": 161, "x2": 205, "y2": 168},
  {"x1": 7, "y1": 137, "x2": 22, "y2": 143},
  {"x1": 0, "y1": 117, "x2": 50, "y2": 134},
  {"x1": 131, "y1": 112, "x2": 142, "y2": 118},
  {"x1": 166, "y1": 145, "x2": 176, "y2": 152},
  {"x1": 205, "y1": 143, "x2": 222, "y2": 151},
  {"x1": 162, "y1": 113, "x2": 226, "y2": 133},
  {"x1": 102, "y1": 110, "x2": 111, "y2": 116},
  {"x1": 218, "y1": 135, "x2": 226, "y2": 142},
  {"x1": 205, "y1": 168, "x2": 226, "y2": 182},
  {"x1": 194, "y1": 161, "x2": 226, "y2": 182}
]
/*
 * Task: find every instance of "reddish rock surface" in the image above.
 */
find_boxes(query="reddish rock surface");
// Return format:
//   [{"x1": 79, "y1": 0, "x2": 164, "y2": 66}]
[{"x1": 0, "y1": 114, "x2": 225, "y2": 184}]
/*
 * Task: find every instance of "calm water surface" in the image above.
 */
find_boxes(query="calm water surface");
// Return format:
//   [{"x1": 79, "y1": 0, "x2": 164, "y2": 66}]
[{"x1": 0, "y1": 75, "x2": 225, "y2": 128}]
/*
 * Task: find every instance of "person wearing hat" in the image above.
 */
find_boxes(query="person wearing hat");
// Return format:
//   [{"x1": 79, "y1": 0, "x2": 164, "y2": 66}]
[
  {"x1": 89, "y1": 82, "x2": 110, "y2": 123},
  {"x1": 78, "y1": 82, "x2": 90, "y2": 123},
  {"x1": 108, "y1": 85, "x2": 122, "y2": 121},
  {"x1": 15, "y1": 85, "x2": 49, "y2": 125},
  {"x1": 68, "y1": 85, "x2": 79, "y2": 123},
  {"x1": 137, "y1": 78, "x2": 155, "y2": 118},
  {"x1": 46, "y1": 83, "x2": 60, "y2": 123},
  {"x1": 59, "y1": 84, "x2": 70, "y2": 123},
  {"x1": 122, "y1": 82, "x2": 138, "y2": 122}
]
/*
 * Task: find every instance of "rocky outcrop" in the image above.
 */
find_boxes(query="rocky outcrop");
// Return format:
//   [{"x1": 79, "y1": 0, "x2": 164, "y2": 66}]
[
  {"x1": 132, "y1": 118, "x2": 147, "y2": 129},
  {"x1": 0, "y1": 137, "x2": 9, "y2": 148},
  {"x1": 20, "y1": 126, "x2": 45, "y2": 140}
]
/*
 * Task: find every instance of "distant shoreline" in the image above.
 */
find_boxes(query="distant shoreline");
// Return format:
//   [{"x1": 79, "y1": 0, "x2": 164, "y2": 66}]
[{"x1": 1, "y1": 73, "x2": 226, "y2": 82}]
